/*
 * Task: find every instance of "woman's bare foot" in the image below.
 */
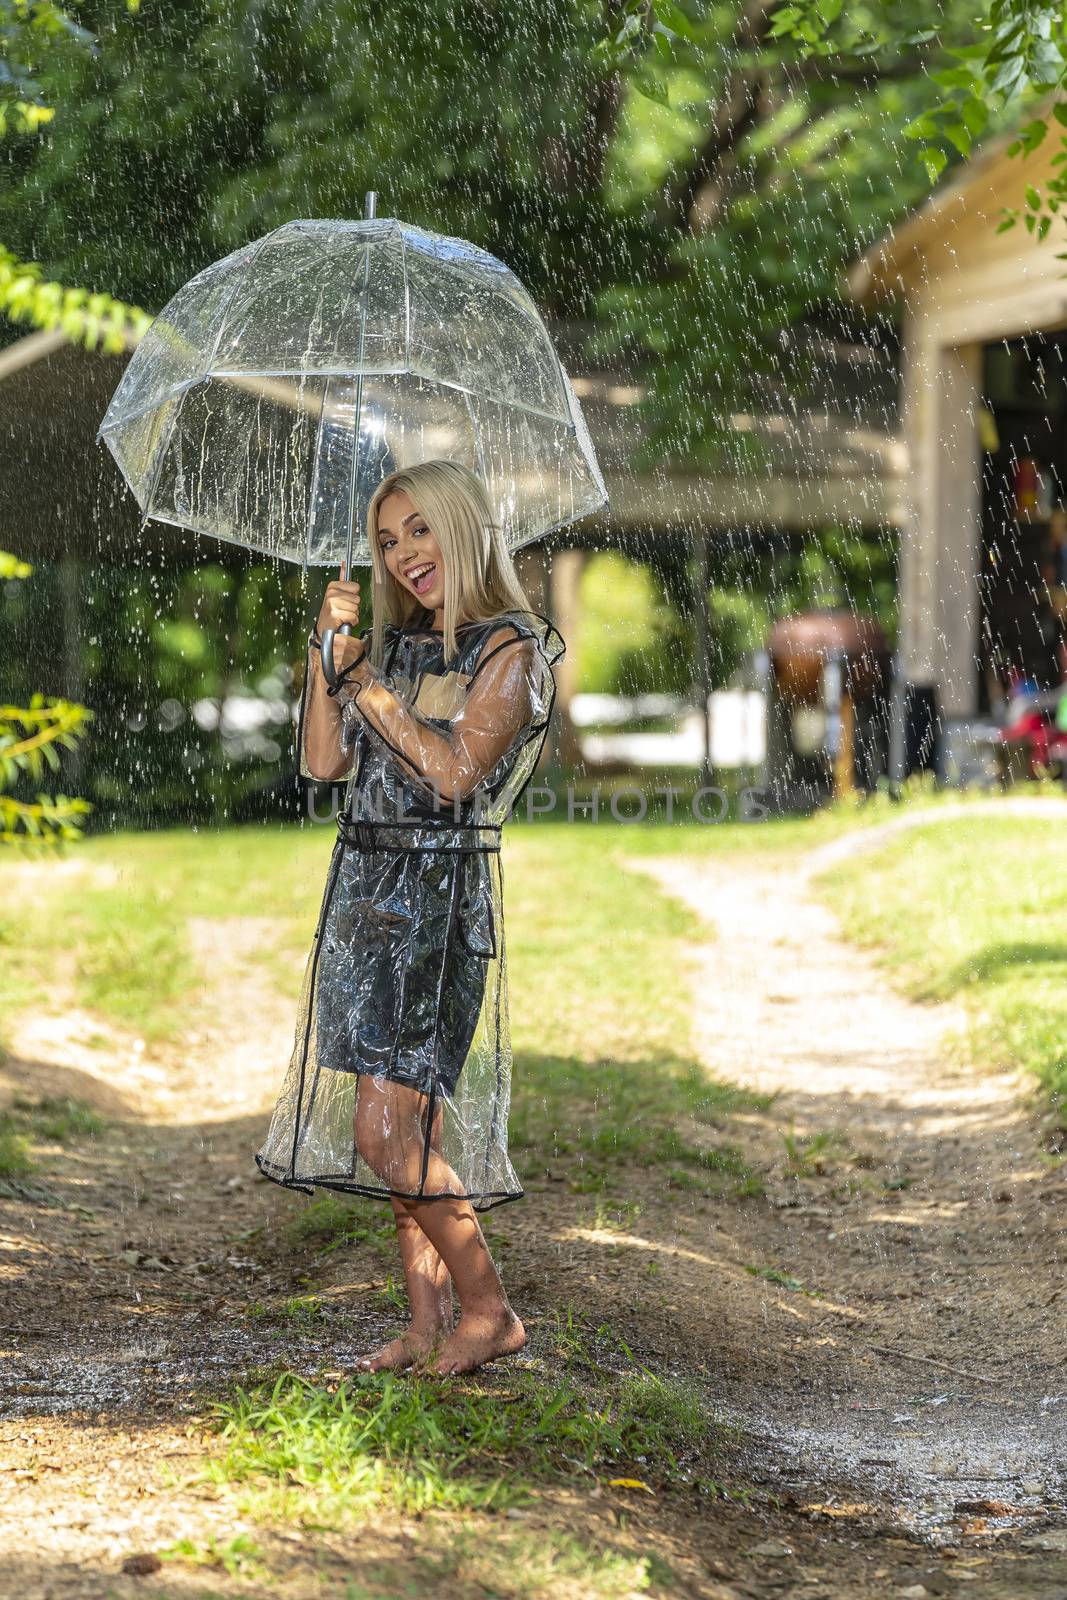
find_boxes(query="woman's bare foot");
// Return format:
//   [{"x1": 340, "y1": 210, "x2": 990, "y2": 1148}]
[
  {"x1": 420, "y1": 1308, "x2": 526, "y2": 1376},
  {"x1": 354, "y1": 1324, "x2": 448, "y2": 1374}
]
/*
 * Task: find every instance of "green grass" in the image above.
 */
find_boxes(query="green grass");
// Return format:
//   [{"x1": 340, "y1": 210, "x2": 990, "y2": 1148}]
[
  {"x1": 10, "y1": 1095, "x2": 106, "y2": 1142},
  {"x1": 160, "y1": 1532, "x2": 267, "y2": 1580},
  {"x1": 0, "y1": 825, "x2": 329, "y2": 1046},
  {"x1": 340, "y1": 1526, "x2": 661, "y2": 1600},
  {"x1": 199, "y1": 1314, "x2": 723, "y2": 1526},
  {"x1": 814, "y1": 810, "x2": 1067, "y2": 1108},
  {"x1": 284, "y1": 1194, "x2": 395, "y2": 1254},
  {"x1": 0, "y1": 1094, "x2": 106, "y2": 1177},
  {"x1": 243, "y1": 1294, "x2": 327, "y2": 1328},
  {"x1": 0, "y1": 1123, "x2": 33, "y2": 1178},
  {"x1": 506, "y1": 822, "x2": 770, "y2": 1196},
  {"x1": 1, "y1": 814, "x2": 774, "y2": 1210},
  {"x1": 164, "y1": 1523, "x2": 662, "y2": 1599},
  {"x1": 0, "y1": 778, "x2": 1003, "y2": 1048}
]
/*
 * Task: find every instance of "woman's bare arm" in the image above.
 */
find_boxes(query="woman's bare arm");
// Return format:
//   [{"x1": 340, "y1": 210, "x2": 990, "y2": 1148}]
[
  {"x1": 335, "y1": 628, "x2": 542, "y2": 804},
  {"x1": 300, "y1": 642, "x2": 356, "y2": 783}
]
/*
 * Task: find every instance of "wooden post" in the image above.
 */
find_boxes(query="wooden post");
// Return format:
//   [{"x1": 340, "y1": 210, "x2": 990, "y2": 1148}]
[
  {"x1": 833, "y1": 691, "x2": 855, "y2": 800},
  {"x1": 693, "y1": 528, "x2": 712, "y2": 786},
  {"x1": 548, "y1": 547, "x2": 586, "y2": 771},
  {"x1": 899, "y1": 316, "x2": 983, "y2": 727}
]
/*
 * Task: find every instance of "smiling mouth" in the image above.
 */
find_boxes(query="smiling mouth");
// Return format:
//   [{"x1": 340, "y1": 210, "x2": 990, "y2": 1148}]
[{"x1": 404, "y1": 561, "x2": 437, "y2": 595}]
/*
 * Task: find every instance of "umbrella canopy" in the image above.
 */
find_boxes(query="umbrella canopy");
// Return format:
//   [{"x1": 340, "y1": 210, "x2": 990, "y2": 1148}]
[{"x1": 98, "y1": 217, "x2": 608, "y2": 570}]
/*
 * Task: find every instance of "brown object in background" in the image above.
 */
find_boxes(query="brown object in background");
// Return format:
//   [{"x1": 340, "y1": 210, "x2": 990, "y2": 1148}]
[{"x1": 768, "y1": 609, "x2": 888, "y2": 706}]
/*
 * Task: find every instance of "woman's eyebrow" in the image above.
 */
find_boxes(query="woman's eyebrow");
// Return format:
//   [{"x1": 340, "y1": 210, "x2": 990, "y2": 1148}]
[{"x1": 378, "y1": 511, "x2": 422, "y2": 539}]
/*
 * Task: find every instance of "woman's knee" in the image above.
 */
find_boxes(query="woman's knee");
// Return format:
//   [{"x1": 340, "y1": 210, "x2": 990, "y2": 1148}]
[{"x1": 356, "y1": 1115, "x2": 417, "y2": 1187}]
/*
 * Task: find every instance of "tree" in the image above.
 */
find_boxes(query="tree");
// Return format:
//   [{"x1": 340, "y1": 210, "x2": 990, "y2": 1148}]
[
  {"x1": 0, "y1": 550, "x2": 92, "y2": 845},
  {"x1": 0, "y1": 2, "x2": 142, "y2": 846},
  {"x1": 0, "y1": 0, "x2": 149, "y2": 347}
]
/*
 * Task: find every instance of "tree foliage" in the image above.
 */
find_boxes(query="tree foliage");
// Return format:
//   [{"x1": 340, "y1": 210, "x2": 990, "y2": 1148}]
[
  {"x1": 0, "y1": 0, "x2": 148, "y2": 346},
  {"x1": 0, "y1": 551, "x2": 92, "y2": 846}
]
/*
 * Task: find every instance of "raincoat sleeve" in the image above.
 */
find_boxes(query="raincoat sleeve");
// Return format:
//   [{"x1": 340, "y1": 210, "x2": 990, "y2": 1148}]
[
  {"x1": 295, "y1": 633, "x2": 364, "y2": 784},
  {"x1": 333, "y1": 626, "x2": 550, "y2": 804}
]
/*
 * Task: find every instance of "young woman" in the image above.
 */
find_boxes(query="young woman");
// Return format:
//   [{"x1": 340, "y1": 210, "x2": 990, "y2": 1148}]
[{"x1": 256, "y1": 459, "x2": 565, "y2": 1377}]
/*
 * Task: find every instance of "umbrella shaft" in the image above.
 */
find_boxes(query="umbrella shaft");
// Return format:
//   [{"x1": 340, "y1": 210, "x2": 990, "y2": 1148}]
[{"x1": 343, "y1": 190, "x2": 379, "y2": 579}]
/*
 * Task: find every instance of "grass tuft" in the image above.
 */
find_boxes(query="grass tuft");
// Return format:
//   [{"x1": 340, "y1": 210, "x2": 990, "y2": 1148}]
[
  {"x1": 0, "y1": 1123, "x2": 33, "y2": 1178},
  {"x1": 11, "y1": 1096, "x2": 106, "y2": 1142},
  {"x1": 284, "y1": 1194, "x2": 394, "y2": 1254}
]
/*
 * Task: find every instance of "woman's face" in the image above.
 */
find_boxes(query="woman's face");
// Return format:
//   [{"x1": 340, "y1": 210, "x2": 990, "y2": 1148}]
[{"x1": 375, "y1": 489, "x2": 446, "y2": 613}]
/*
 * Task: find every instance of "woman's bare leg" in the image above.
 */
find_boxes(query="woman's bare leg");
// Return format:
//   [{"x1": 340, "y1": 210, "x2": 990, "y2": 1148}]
[
  {"x1": 355, "y1": 1079, "x2": 524, "y2": 1376},
  {"x1": 354, "y1": 1090, "x2": 453, "y2": 1372},
  {"x1": 401, "y1": 1184, "x2": 525, "y2": 1377}
]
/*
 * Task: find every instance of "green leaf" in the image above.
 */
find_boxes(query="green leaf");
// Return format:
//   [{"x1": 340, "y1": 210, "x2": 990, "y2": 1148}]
[
  {"x1": 768, "y1": 4, "x2": 803, "y2": 38},
  {"x1": 903, "y1": 113, "x2": 938, "y2": 141},
  {"x1": 961, "y1": 97, "x2": 989, "y2": 139},
  {"x1": 991, "y1": 58, "x2": 1026, "y2": 97},
  {"x1": 934, "y1": 66, "x2": 979, "y2": 92},
  {"x1": 651, "y1": 0, "x2": 701, "y2": 43},
  {"x1": 943, "y1": 122, "x2": 973, "y2": 158},
  {"x1": 1018, "y1": 119, "x2": 1049, "y2": 155},
  {"x1": 920, "y1": 145, "x2": 949, "y2": 183},
  {"x1": 1026, "y1": 183, "x2": 1043, "y2": 210},
  {"x1": 633, "y1": 69, "x2": 671, "y2": 109}
]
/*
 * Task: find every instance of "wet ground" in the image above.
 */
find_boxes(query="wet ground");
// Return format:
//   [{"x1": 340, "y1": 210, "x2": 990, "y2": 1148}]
[{"x1": 2, "y1": 801, "x2": 1067, "y2": 1597}]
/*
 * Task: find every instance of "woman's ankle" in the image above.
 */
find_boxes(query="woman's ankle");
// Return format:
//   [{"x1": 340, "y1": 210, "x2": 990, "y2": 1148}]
[{"x1": 453, "y1": 1293, "x2": 518, "y2": 1327}]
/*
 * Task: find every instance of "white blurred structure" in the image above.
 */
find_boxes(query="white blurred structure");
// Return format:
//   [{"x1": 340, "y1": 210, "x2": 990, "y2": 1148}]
[{"x1": 572, "y1": 690, "x2": 765, "y2": 769}]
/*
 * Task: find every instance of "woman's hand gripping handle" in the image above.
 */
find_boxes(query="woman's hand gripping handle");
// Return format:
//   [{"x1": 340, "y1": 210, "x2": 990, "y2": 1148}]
[{"x1": 317, "y1": 559, "x2": 365, "y2": 686}]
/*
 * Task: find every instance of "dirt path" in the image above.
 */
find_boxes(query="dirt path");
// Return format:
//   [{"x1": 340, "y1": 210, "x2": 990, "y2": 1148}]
[
  {"x1": 626, "y1": 800, "x2": 1067, "y2": 1555},
  {"x1": 2, "y1": 807, "x2": 1066, "y2": 1598}
]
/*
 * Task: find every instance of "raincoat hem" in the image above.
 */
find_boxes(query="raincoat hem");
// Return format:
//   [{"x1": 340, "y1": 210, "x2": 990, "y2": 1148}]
[{"x1": 254, "y1": 1151, "x2": 524, "y2": 1212}]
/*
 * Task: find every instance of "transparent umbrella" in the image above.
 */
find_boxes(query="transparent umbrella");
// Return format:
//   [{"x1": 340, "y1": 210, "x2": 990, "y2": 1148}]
[{"x1": 98, "y1": 196, "x2": 607, "y2": 677}]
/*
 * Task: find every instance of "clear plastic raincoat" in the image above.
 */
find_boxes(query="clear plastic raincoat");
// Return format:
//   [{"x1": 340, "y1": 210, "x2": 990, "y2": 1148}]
[{"x1": 255, "y1": 606, "x2": 564, "y2": 1211}]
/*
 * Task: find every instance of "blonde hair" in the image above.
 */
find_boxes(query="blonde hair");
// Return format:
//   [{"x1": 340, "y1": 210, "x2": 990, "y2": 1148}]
[{"x1": 363, "y1": 459, "x2": 535, "y2": 665}]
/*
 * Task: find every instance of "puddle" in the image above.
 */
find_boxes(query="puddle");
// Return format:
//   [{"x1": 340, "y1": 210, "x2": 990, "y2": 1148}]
[{"x1": 721, "y1": 1393, "x2": 1067, "y2": 1544}]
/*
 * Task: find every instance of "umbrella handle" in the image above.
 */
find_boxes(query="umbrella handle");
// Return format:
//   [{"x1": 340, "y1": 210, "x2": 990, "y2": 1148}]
[{"x1": 320, "y1": 623, "x2": 352, "y2": 686}]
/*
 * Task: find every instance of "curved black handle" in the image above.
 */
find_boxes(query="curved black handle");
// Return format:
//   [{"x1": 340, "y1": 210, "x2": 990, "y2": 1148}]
[{"x1": 320, "y1": 621, "x2": 352, "y2": 686}]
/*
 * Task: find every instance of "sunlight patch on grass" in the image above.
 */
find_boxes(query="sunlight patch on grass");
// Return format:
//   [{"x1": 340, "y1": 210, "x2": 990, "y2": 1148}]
[{"x1": 354, "y1": 1525, "x2": 659, "y2": 1600}]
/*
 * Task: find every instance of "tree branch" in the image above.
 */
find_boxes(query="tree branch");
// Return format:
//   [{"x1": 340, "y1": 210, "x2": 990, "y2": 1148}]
[{"x1": 661, "y1": 0, "x2": 779, "y2": 233}]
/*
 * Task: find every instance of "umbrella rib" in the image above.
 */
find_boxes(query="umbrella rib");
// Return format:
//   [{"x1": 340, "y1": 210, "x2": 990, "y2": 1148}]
[
  {"x1": 140, "y1": 391, "x2": 183, "y2": 527},
  {"x1": 101, "y1": 365, "x2": 584, "y2": 434},
  {"x1": 462, "y1": 388, "x2": 489, "y2": 486},
  {"x1": 97, "y1": 379, "x2": 201, "y2": 437},
  {"x1": 397, "y1": 224, "x2": 411, "y2": 373},
  {"x1": 203, "y1": 223, "x2": 288, "y2": 374},
  {"x1": 401, "y1": 267, "x2": 571, "y2": 426}
]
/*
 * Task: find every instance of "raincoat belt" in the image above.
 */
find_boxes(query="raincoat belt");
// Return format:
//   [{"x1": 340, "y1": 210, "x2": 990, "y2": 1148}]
[{"x1": 335, "y1": 808, "x2": 502, "y2": 854}]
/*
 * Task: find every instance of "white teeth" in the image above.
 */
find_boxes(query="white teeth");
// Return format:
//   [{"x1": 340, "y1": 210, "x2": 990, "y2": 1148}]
[{"x1": 407, "y1": 563, "x2": 435, "y2": 581}]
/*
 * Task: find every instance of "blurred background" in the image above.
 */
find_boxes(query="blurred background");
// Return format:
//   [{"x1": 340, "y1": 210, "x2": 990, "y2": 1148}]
[{"x1": 5, "y1": 0, "x2": 1028, "y2": 835}]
